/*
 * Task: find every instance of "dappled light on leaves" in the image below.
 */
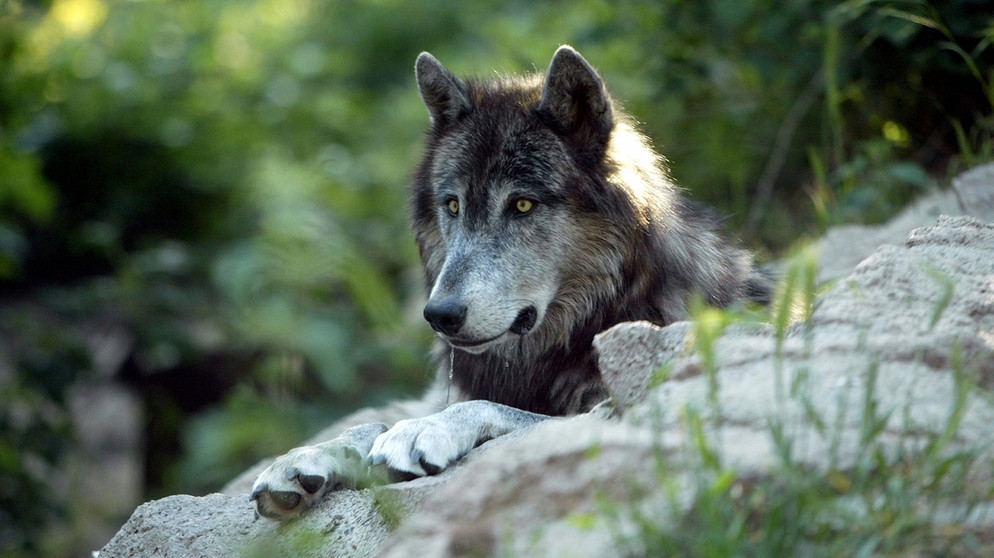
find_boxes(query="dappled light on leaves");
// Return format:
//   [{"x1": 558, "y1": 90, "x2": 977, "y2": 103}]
[{"x1": 50, "y1": 0, "x2": 107, "y2": 38}]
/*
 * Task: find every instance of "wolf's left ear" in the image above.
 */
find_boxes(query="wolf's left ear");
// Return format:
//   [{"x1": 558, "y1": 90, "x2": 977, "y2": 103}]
[
  {"x1": 537, "y1": 46, "x2": 613, "y2": 146},
  {"x1": 416, "y1": 52, "x2": 472, "y2": 129}
]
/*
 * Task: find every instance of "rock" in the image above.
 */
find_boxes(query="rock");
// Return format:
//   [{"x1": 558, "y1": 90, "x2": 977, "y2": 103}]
[
  {"x1": 98, "y1": 491, "x2": 390, "y2": 558},
  {"x1": 815, "y1": 163, "x2": 994, "y2": 281},
  {"x1": 614, "y1": 215, "x2": 994, "y2": 473},
  {"x1": 99, "y1": 165, "x2": 994, "y2": 557},
  {"x1": 594, "y1": 321, "x2": 692, "y2": 408},
  {"x1": 379, "y1": 416, "x2": 657, "y2": 558}
]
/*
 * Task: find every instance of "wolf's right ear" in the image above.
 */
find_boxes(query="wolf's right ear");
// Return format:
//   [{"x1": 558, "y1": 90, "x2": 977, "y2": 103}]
[
  {"x1": 416, "y1": 52, "x2": 472, "y2": 129},
  {"x1": 537, "y1": 46, "x2": 613, "y2": 147}
]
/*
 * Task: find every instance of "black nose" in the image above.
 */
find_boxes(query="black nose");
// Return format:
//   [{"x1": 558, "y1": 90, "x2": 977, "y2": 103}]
[{"x1": 423, "y1": 299, "x2": 467, "y2": 336}]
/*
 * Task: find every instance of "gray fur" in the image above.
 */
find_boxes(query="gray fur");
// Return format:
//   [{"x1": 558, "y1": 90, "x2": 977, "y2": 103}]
[{"x1": 250, "y1": 45, "x2": 771, "y2": 520}]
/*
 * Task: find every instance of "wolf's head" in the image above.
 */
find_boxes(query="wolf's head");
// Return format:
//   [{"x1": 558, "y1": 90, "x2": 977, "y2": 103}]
[{"x1": 409, "y1": 46, "x2": 665, "y2": 356}]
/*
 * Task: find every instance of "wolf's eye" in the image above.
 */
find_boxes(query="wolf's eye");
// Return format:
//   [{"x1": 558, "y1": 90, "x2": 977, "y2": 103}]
[
  {"x1": 446, "y1": 199, "x2": 459, "y2": 215},
  {"x1": 514, "y1": 199, "x2": 535, "y2": 214}
]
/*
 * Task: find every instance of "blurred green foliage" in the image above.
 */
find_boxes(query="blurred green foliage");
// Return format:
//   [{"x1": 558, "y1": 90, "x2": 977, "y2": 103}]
[{"x1": 0, "y1": 0, "x2": 991, "y2": 555}]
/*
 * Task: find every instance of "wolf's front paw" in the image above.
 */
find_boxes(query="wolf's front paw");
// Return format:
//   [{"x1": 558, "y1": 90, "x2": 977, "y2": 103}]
[
  {"x1": 250, "y1": 424, "x2": 387, "y2": 520},
  {"x1": 368, "y1": 413, "x2": 476, "y2": 478}
]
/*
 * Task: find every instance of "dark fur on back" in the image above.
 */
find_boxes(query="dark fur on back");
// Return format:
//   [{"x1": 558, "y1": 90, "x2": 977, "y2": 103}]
[{"x1": 410, "y1": 47, "x2": 771, "y2": 416}]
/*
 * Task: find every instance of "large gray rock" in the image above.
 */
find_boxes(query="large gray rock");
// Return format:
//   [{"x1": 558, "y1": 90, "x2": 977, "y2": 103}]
[
  {"x1": 99, "y1": 491, "x2": 389, "y2": 557},
  {"x1": 99, "y1": 165, "x2": 994, "y2": 557},
  {"x1": 815, "y1": 163, "x2": 994, "y2": 281}
]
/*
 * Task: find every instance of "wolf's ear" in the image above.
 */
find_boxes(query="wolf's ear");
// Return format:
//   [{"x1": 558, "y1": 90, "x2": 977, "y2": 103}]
[
  {"x1": 537, "y1": 46, "x2": 613, "y2": 146},
  {"x1": 416, "y1": 52, "x2": 472, "y2": 129}
]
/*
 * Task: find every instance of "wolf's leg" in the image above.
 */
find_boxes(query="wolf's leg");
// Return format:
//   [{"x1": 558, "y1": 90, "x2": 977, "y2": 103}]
[
  {"x1": 250, "y1": 422, "x2": 388, "y2": 520},
  {"x1": 368, "y1": 400, "x2": 547, "y2": 477}
]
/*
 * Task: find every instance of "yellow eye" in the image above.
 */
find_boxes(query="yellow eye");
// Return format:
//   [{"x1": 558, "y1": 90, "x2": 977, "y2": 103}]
[
  {"x1": 515, "y1": 199, "x2": 534, "y2": 214},
  {"x1": 446, "y1": 199, "x2": 459, "y2": 215}
]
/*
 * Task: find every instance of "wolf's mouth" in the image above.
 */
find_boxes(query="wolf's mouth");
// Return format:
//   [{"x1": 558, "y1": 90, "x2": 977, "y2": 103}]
[
  {"x1": 445, "y1": 333, "x2": 503, "y2": 354},
  {"x1": 442, "y1": 305, "x2": 540, "y2": 354}
]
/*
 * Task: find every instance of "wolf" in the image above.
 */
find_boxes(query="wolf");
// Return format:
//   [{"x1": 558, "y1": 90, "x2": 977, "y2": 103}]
[{"x1": 250, "y1": 45, "x2": 771, "y2": 519}]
